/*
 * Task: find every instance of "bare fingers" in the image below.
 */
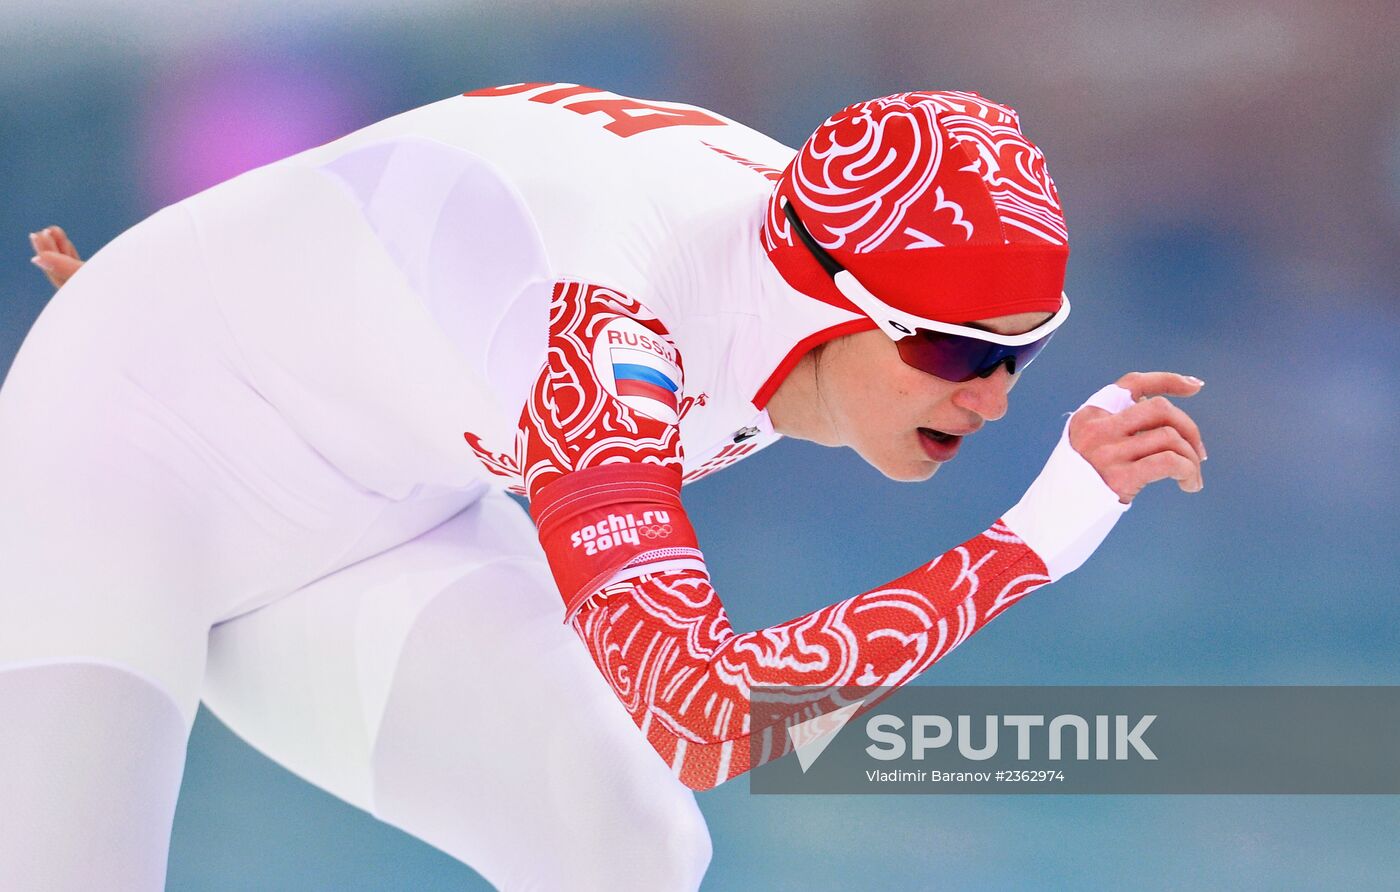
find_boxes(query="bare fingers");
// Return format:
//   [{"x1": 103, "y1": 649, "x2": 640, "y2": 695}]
[
  {"x1": 1100, "y1": 424, "x2": 1203, "y2": 496},
  {"x1": 48, "y1": 225, "x2": 79, "y2": 260},
  {"x1": 1070, "y1": 371, "x2": 1209, "y2": 503},
  {"x1": 1116, "y1": 370, "x2": 1205, "y2": 401},
  {"x1": 28, "y1": 226, "x2": 85, "y2": 289},
  {"x1": 1110, "y1": 394, "x2": 1208, "y2": 464}
]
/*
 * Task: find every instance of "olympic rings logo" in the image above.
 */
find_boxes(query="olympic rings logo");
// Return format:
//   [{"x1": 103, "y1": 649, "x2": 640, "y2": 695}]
[{"x1": 640, "y1": 524, "x2": 673, "y2": 539}]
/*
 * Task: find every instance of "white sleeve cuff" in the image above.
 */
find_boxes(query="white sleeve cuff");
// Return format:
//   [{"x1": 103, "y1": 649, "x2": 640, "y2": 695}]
[{"x1": 1001, "y1": 384, "x2": 1135, "y2": 582}]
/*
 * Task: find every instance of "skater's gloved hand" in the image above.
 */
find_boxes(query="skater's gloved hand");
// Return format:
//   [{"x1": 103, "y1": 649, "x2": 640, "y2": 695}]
[
  {"x1": 28, "y1": 226, "x2": 85, "y2": 290},
  {"x1": 1070, "y1": 371, "x2": 1207, "y2": 504}
]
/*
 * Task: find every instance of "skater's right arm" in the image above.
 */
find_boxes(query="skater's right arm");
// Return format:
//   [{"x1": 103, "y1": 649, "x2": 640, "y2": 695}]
[{"x1": 518, "y1": 280, "x2": 1204, "y2": 789}]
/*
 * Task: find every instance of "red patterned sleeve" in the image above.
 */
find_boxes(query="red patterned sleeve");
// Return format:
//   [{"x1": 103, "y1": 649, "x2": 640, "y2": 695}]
[{"x1": 521, "y1": 280, "x2": 1053, "y2": 790}]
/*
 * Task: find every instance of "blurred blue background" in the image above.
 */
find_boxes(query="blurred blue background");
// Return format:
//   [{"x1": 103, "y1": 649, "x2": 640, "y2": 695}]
[{"x1": 3, "y1": 1, "x2": 1398, "y2": 888}]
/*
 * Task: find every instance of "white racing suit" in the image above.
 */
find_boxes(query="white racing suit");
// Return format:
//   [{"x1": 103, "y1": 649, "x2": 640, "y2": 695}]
[{"x1": 0, "y1": 84, "x2": 1130, "y2": 890}]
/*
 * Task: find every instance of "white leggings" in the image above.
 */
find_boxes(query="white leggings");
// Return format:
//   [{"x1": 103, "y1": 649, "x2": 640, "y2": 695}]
[
  {"x1": 205, "y1": 496, "x2": 711, "y2": 891},
  {"x1": 0, "y1": 176, "x2": 709, "y2": 890}
]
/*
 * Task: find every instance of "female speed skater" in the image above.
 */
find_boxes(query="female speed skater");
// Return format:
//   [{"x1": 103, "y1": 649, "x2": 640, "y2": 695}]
[{"x1": 5, "y1": 85, "x2": 1206, "y2": 890}]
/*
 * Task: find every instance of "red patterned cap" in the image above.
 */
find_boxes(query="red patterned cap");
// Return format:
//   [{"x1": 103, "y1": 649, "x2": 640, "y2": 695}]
[{"x1": 764, "y1": 91, "x2": 1069, "y2": 324}]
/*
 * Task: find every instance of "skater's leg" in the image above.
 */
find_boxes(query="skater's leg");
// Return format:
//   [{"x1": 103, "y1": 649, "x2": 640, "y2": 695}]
[
  {"x1": 204, "y1": 491, "x2": 712, "y2": 891},
  {"x1": 0, "y1": 197, "x2": 438, "y2": 889},
  {"x1": 0, "y1": 662, "x2": 187, "y2": 891}
]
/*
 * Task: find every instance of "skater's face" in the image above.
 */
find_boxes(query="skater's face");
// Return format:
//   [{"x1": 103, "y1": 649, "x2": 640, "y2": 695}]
[{"x1": 816, "y1": 311, "x2": 1053, "y2": 482}]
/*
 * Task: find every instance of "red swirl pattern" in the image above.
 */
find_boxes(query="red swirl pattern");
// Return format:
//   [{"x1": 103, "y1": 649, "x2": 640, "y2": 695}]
[
  {"x1": 571, "y1": 520, "x2": 1051, "y2": 789},
  {"x1": 765, "y1": 90, "x2": 1067, "y2": 254},
  {"x1": 519, "y1": 280, "x2": 684, "y2": 500},
  {"x1": 791, "y1": 97, "x2": 947, "y2": 251},
  {"x1": 935, "y1": 96, "x2": 1067, "y2": 245},
  {"x1": 518, "y1": 279, "x2": 1054, "y2": 790}
]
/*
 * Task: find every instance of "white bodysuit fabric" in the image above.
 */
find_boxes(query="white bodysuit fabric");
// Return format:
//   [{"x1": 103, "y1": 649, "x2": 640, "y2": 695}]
[
  {"x1": 0, "y1": 85, "x2": 835, "y2": 890},
  {"x1": 0, "y1": 85, "x2": 1131, "y2": 890}
]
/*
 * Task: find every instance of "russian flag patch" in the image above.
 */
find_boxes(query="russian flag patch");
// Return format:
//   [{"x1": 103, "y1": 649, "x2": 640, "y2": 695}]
[
  {"x1": 612, "y1": 348, "x2": 679, "y2": 410},
  {"x1": 592, "y1": 317, "x2": 683, "y2": 424}
]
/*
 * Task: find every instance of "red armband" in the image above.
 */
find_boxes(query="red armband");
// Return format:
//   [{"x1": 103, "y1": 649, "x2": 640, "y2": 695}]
[{"x1": 530, "y1": 463, "x2": 704, "y2": 621}]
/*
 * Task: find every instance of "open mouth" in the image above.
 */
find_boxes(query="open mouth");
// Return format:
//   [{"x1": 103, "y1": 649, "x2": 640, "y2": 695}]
[{"x1": 917, "y1": 427, "x2": 963, "y2": 462}]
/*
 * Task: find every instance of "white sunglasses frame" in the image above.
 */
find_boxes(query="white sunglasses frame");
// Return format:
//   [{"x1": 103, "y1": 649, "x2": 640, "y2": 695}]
[
  {"x1": 780, "y1": 196, "x2": 1071, "y2": 346},
  {"x1": 833, "y1": 268, "x2": 1072, "y2": 346}
]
